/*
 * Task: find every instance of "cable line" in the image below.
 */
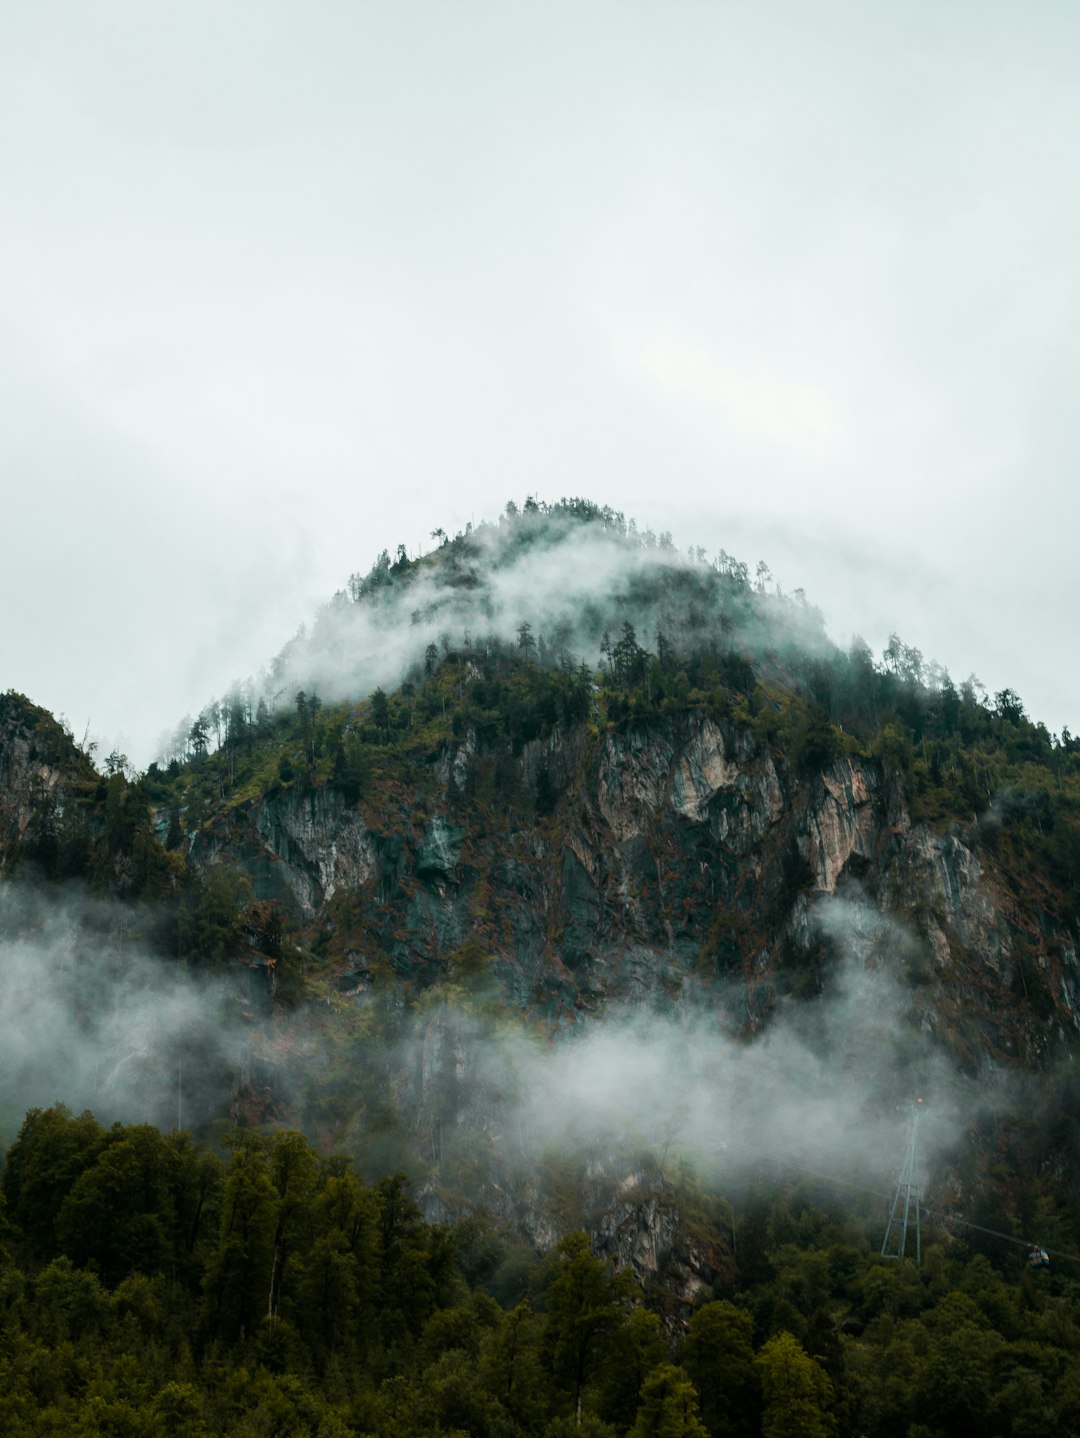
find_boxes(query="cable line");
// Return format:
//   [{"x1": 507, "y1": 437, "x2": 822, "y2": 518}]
[{"x1": 712, "y1": 1132, "x2": 1080, "y2": 1267}]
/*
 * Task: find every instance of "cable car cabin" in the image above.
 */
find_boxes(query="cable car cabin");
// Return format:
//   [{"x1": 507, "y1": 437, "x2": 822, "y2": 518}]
[{"x1": 1028, "y1": 1247, "x2": 1050, "y2": 1269}]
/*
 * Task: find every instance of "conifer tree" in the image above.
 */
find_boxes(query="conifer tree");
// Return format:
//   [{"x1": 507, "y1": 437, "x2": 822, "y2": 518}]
[
  {"x1": 755, "y1": 1331, "x2": 834, "y2": 1438},
  {"x1": 628, "y1": 1363, "x2": 709, "y2": 1438},
  {"x1": 542, "y1": 1231, "x2": 635, "y2": 1424}
]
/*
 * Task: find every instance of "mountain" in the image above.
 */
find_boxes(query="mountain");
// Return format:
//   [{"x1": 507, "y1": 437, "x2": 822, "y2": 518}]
[
  {"x1": 3, "y1": 498, "x2": 1080, "y2": 1260},
  {"x1": 5, "y1": 500, "x2": 1080, "y2": 1435}
]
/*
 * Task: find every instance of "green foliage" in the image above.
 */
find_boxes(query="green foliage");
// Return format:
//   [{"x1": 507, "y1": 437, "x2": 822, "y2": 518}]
[
  {"x1": 628, "y1": 1362, "x2": 710, "y2": 1438},
  {"x1": 755, "y1": 1330, "x2": 835, "y2": 1438},
  {"x1": 173, "y1": 864, "x2": 254, "y2": 965},
  {"x1": 790, "y1": 706, "x2": 841, "y2": 774},
  {"x1": 54, "y1": 1126, "x2": 175, "y2": 1285},
  {"x1": 4, "y1": 1106, "x2": 1080, "y2": 1436},
  {"x1": 682, "y1": 1300, "x2": 758, "y2": 1438},
  {"x1": 479, "y1": 1298, "x2": 547, "y2": 1431},
  {"x1": 3, "y1": 1106, "x2": 108, "y2": 1262},
  {"x1": 542, "y1": 1231, "x2": 639, "y2": 1422},
  {"x1": 600, "y1": 1306, "x2": 669, "y2": 1431}
]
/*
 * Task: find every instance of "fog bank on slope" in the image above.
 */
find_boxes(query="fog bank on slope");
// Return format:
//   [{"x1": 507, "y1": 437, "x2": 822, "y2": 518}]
[
  {"x1": 256, "y1": 504, "x2": 830, "y2": 720},
  {"x1": 0, "y1": 884, "x2": 246, "y2": 1137},
  {"x1": 0, "y1": 874, "x2": 975, "y2": 1231}
]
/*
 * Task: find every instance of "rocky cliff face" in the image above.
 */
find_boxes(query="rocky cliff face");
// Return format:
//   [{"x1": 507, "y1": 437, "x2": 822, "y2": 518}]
[
  {"x1": 0, "y1": 693, "x2": 94, "y2": 875},
  {"x1": 193, "y1": 709, "x2": 1078, "y2": 1069}
]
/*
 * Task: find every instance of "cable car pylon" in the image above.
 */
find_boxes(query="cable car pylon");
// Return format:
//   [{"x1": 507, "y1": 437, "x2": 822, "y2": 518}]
[{"x1": 881, "y1": 1098, "x2": 925, "y2": 1263}]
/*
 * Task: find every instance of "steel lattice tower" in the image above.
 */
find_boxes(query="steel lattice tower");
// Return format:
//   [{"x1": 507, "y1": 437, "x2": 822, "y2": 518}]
[{"x1": 881, "y1": 1099, "x2": 924, "y2": 1262}]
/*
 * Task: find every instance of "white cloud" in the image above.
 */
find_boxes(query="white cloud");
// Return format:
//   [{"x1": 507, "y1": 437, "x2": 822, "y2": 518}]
[{"x1": 641, "y1": 338, "x2": 837, "y2": 457}]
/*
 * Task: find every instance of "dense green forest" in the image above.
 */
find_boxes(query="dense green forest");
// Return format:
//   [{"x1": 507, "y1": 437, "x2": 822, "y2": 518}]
[{"x1": 3, "y1": 1105, "x2": 1080, "y2": 1438}]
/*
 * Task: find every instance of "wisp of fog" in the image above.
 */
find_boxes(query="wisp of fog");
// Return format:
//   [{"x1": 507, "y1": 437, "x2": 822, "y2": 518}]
[
  {"x1": 163, "y1": 508, "x2": 834, "y2": 756},
  {"x1": 398, "y1": 894, "x2": 964, "y2": 1201},
  {"x1": 1, "y1": 875, "x2": 967, "y2": 1218},
  {"x1": 0, "y1": 882, "x2": 245, "y2": 1136}
]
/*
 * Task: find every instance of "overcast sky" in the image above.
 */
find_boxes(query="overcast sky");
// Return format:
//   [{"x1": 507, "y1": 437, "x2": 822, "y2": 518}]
[{"x1": 3, "y1": 1, "x2": 1078, "y2": 765}]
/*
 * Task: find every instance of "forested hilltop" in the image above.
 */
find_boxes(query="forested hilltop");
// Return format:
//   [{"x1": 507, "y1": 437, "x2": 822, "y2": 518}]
[{"x1": 3, "y1": 497, "x2": 1080, "y2": 1434}]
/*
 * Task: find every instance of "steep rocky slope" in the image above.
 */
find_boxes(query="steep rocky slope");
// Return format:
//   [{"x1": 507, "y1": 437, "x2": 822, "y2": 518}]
[
  {"x1": 0, "y1": 692, "x2": 96, "y2": 876},
  {"x1": 189, "y1": 707, "x2": 1078, "y2": 1067}
]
